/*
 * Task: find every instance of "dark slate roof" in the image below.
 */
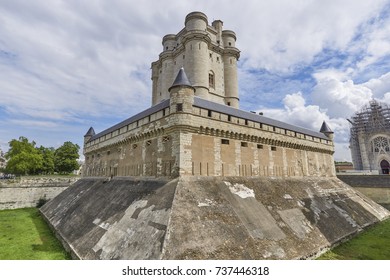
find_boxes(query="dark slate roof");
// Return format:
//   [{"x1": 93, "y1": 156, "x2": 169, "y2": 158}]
[
  {"x1": 193, "y1": 97, "x2": 330, "y2": 140},
  {"x1": 320, "y1": 121, "x2": 333, "y2": 133},
  {"x1": 168, "y1": 68, "x2": 193, "y2": 91},
  {"x1": 84, "y1": 127, "x2": 95, "y2": 137},
  {"x1": 88, "y1": 96, "x2": 330, "y2": 144},
  {"x1": 88, "y1": 99, "x2": 170, "y2": 142}
]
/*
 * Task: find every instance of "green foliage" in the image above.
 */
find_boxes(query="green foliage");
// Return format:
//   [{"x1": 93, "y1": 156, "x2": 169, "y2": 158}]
[
  {"x1": 318, "y1": 218, "x2": 390, "y2": 260},
  {"x1": 0, "y1": 208, "x2": 70, "y2": 260},
  {"x1": 4, "y1": 137, "x2": 80, "y2": 176},
  {"x1": 5, "y1": 137, "x2": 43, "y2": 175},
  {"x1": 54, "y1": 141, "x2": 80, "y2": 174},
  {"x1": 37, "y1": 146, "x2": 55, "y2": 174},
  {"x1": 36, "y1": 196, "x2": 48, "y2": 208}
]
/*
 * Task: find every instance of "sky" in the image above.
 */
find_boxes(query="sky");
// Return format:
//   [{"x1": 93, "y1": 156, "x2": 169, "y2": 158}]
[{"x1": 1, "y1": 0, "x2": 390, "y2": 162}]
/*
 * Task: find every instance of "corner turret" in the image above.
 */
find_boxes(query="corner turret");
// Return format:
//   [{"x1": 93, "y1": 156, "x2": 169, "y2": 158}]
[
  {"x1": 84, "y1": 127, "x2": 95, "y2": 144},
  {"x1": 320, "y1": 121, "x2": 334, "y2": 140},
  {"x1": 185, "y1": 11, "x2": 208, "y2": 31},
  {"x1": 169, "y1": 68, "x2": 195, "y2": 113}
]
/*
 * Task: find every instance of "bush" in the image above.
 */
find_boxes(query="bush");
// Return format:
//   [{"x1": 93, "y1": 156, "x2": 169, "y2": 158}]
[{"x1": 36, "y1": 196, "x2": 48, "y2": 208}]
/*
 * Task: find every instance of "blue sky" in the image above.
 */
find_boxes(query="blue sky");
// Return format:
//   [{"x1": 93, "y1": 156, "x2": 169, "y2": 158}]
[{"x1": 1, "y1": 0, "x2": 390, "y2": 162}]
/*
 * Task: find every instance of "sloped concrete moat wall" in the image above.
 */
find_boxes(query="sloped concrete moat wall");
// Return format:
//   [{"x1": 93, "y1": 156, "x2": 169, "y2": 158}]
[
  {"x1": 40, "y1": 177, "x2": 390, "y2": 260},
  {"x1": 337, "y1": 175, "x2": 390, "y2": 188},
  {"x1": 0, "y1": 177, "x2": 79, "y2": 210}
]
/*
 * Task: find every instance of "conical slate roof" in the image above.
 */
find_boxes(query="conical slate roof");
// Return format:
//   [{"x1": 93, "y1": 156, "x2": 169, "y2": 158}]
[
  {"x1": 84, "y1": 127, "x2": 96, "y2": 137},
  {"x1": 168, "y1": 68, "x2": 193, "y2": 91},
  {"x1": 320, "y1": 121, "x2": 333, "y2": 133}
]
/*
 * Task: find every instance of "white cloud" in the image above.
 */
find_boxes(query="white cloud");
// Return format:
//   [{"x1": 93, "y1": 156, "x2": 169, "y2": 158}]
[
  {"x1": 234, "y1": 0, "x2": 388, "y2": 72},
  {"x1": 260, "y1": 92, "x2": 328, "y2": 131},
  {"x1": 0, "y1": 0, "x2": 389, "y2": 161},
  {"x1": 364, "y1": 72, "x2": 390, "y2": 98},
  {"x1": 312, "y1": 77, "x2": 373, "y2": 118},
  {"x1": 258, "y1": 92, "x2": 353, "y2": 161}
]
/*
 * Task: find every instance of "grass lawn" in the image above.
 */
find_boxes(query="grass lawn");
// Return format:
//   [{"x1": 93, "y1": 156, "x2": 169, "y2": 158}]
[
  {"x1": 0, "y1": 208, "x2": 70, "y2": 260},
  {"x1": 318, "y1": 218, "x2": 390, "y2": 260}
]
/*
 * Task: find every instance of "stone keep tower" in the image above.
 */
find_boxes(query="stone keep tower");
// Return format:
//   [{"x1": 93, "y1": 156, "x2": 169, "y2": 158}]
[{"x1": 151, "y1": 12, "x2": 240, "y2": 108}]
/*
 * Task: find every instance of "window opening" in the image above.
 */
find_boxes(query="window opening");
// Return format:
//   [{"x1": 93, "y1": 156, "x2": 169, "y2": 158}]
[{"x1": 209, "y1": 72, "x2": 215, "y2": 88}]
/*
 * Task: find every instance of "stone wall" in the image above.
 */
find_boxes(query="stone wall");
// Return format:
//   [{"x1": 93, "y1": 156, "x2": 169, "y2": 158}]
[{"x1": 0, "y1": 176, "x2": 79, "y2": 210}]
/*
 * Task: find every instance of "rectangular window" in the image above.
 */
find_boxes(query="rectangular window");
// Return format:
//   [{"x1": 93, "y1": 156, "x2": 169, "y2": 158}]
[
  {"x1": 177, "y1": 103, "x2": 183, "y2": 112},
  {"x1": 241, "y1": 142, "x2": 248, "y2": 147},
  {"x1": 208, "y1": 110, "x2": 212, "y2": 117},
  {"x1": 209, "y1": 73, "x2": 215, "y2": 88},
  {"x1": 245, "y1": 119, "x2": 248, "y2": 125},
  {"x1": 228, "y1": 115, "x2": 231, "y2": 122},
  {"x1": 271, "y1": 146, "x2": 277, "y2": 151},
  {"x1": 221, "y1": 139, "x2": 229, "y2": 145},
  {"x1": 257, "y1": 144, "x2": 263, "y2": 149}
]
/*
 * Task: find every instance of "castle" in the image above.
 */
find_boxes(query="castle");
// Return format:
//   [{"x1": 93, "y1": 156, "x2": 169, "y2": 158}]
[
  {"x1": 42, "y1": 12, "x2": 389, "y2": 260},
  {"x1": 83, "y1": 11, "x2": 335, "y2": 179},
  {"x1": 348, "y1": 100, "x2": 390, "y2": 174}
]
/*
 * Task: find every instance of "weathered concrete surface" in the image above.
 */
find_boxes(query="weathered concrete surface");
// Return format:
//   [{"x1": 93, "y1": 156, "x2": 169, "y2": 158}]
[
  {"x1": 40, "y1": 176, "x2": 389, "y2": 260},
  {"x1": 337, "y1": 175, "x2": 390, "y2": 188},
  {"x1": 40, "y1": 177, "x2": 176, "y2": 259}
]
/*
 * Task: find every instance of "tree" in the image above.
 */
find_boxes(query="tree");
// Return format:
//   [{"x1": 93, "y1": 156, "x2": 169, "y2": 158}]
[
  {"x1": 54, "y1": 141, "x2": 80, "y2": 174},
  {"x1": 5, "y1": 136, "x2": 43, "y2": 175},
  {"x1": 37, "y1": 146, "x2": 55, "y2": 174}
]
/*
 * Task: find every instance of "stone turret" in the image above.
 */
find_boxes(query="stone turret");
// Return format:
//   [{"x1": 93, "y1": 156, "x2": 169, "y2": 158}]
[
  {"x1": 320, "y1": 121, "x2": 334, "y2": 140},
  {"x1": 84, "y1": 127, "x2": 95, "y2": 144},
  {"x1": 182, "y1": 12, "x2": 210, "y2": 100},
  {"x1": 169, "y1": 68, "x2": 195, "y2": 114},
  {"x1": 222, "y1": 30, "x2": 240, "y2": 108}
]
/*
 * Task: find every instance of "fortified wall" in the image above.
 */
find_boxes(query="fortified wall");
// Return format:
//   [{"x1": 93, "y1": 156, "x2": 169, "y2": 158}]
[
  {"x1": 0, "y1": 176, "x2": 79, "y2": 210},
  {"x1": 41, "y1": 12, "x2": 390, "y2": 260},
  {"x1": 83, "y1": 71, "x2": 335, "y2": 179}
]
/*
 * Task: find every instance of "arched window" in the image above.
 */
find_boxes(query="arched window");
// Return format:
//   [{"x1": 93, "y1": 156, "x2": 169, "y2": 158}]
[{"x1": 209, "y1": 71, "x2": 215, "y2": 89}]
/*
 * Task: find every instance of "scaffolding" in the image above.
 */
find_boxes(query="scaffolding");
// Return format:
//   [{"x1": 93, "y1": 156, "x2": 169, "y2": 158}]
[{"x1": 348, "y1": 100, "x2": 390, "y2": 170}]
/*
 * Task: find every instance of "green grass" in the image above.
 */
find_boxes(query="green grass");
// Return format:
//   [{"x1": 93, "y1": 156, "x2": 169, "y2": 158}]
[
  {"x1": 318, "y1": 218, "x2": 390, "y2": 260},
  {"x1": 0, "y1": 208, "x2": 70, "y2": 260},
  {"x1": 1, "y1": 208, "x2": 389, "y2": 260}
]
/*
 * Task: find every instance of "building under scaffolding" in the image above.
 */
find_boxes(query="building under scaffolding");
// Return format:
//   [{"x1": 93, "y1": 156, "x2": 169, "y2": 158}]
[{"x1": 348, "y1": 100, "x2": 390, "y2": 174}]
